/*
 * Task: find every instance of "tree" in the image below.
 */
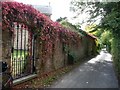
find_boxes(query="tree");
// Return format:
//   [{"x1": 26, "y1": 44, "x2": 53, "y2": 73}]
[
  {"x1": 70, "y1": 0, "x2": 105, "y2": 24},
  {"x1": 56, "y1": 17, "x2": 81, "y2": 32},
  {"x1": 70, "y1": 1, "x2": 120, "y2": 33},
  {"x1": 70, "y1": 0, "x2": 120, "y2": 80},
  {"x1": 56, "y1": 17, "x2": 67, "y2": 22}
]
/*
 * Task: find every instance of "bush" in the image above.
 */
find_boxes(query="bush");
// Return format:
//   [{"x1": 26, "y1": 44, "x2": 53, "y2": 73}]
[{"x1": 111, "y1": 34, "x2": 120, "y2": 80}]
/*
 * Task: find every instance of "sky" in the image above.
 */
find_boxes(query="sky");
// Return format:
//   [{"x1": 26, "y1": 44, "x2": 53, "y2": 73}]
[
  {"x1": 14, "y1": 0, "x2": 74, "y2": 21},
  {"x1": 14, "y1": 0, "x2": 92, "y2": 29}
]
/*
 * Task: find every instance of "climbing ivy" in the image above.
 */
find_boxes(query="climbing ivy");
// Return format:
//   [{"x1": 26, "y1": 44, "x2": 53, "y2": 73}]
[{"x1": 2, "y1": 1, "x2": 82, "y2": 64}]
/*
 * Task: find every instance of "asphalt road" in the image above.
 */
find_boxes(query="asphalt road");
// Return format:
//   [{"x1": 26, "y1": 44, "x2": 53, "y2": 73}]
[{"x1": 50, "y1": 51, "x2": 119, "y2": 88}]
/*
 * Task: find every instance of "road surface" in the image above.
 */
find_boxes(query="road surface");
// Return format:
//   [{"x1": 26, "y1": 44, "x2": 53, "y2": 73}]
[{"x1": 50, "y1": 51, "x2": 119, "y2": 88}]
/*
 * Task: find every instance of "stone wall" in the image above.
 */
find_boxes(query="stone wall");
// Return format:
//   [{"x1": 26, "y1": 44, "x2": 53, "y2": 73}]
[
  {"x1": 2, "y1": 27, "x2": 97, "y2": 85},
  {"x1": 2, "y1": 30, "x2": 12, "y2": 73},
  {"x1": 34, "y1": 34, "x2": 97, "y2": 76},
  {"x1": 0, "y1": 31, "x2": 2, "y2": 61},
  {"x1": 35, "y1": 36, "x2": 67, "y2": 75},
  {"x1": 2, "y1": 2, "x2": 97, "y2": 87}
]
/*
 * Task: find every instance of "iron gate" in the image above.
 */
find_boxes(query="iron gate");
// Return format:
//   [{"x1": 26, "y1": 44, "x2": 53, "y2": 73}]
[{"x1": 11, "y1": 22, "x2": 36, "y2": 79}]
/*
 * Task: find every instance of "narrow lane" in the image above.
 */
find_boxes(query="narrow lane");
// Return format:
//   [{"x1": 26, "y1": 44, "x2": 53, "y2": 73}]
[{"x1": 50, "y1": 50, "x2": 118, "y2": 88}]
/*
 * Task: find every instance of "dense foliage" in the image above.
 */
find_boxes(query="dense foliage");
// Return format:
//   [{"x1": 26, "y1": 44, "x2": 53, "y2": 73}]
[
  {"x1": 57, "y1": 18, "x2": 80, "y2": 33},
  {"x1": 2, "y1": 1, "x2": 83, "y2": 65},
  {"x1": 85, "y1": 24, "x2": 112, "y2": 53},
  {"x1": 70, "y1": 0, "x2": 120, "y2": 80}
]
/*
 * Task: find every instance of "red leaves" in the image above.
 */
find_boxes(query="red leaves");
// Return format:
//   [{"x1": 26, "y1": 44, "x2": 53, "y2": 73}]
[{"x1": 2, "y1": 2, "x2": 82, "y2": 63}]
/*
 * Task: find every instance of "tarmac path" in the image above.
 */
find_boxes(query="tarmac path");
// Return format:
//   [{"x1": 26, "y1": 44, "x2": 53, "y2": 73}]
[{"x1": 50, "y1": 50, "x2": 119, "y2": 88}]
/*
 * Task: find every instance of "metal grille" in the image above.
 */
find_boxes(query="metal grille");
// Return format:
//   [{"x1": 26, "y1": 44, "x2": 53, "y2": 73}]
[{"x1": 11, "y1": 22, "x2": 35, "y2": 79}]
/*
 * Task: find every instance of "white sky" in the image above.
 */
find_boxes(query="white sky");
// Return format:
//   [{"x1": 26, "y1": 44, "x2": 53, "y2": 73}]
[
  {"x1": 14, "y1": 0, "x2": 73, "y2": 21},
  {"x1": 14, "y1": 0, "x2": 93, "y2": 30}
]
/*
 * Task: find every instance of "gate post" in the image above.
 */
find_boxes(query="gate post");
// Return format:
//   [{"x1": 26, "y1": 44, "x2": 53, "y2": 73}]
[
  {"x1": 2, "y1": 30, "x2": 12, "y2": 72},
  {"x1": 2, "y1": 30, "x2": 13, "y2": 89}
]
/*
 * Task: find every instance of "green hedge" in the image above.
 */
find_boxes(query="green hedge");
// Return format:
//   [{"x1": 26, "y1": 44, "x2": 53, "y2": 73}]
[{"x1": 111, "y1": 34, "x2": 120, "y2": 80}]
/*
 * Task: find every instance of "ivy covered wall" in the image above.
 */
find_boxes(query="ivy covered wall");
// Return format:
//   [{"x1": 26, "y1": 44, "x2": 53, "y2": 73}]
[{"x1": 2, "y1": 1, "x2": 97, "y2": 79}]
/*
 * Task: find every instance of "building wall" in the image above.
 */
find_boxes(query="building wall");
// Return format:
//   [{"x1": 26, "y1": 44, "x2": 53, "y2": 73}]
[{"x1": 32, "y1": 5, "x2": 52, "y2": 18}]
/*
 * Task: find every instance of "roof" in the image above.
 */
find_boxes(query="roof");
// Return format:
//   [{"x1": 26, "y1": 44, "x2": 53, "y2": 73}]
[
  {"x1": 32, "y1": 5, "x2": 52, "y2": 15},
  {"x1": 87, "y1": 33, "x2": 97, "y2": 39},
  {"x1": 78, "y1": 29, "x2": 97, "y2": 39}
]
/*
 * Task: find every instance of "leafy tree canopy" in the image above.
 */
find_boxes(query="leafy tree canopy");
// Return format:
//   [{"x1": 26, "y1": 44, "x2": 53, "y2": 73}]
[
  {"x1": 70, "y1": 0, "x2": 120, "y2": 35},
  {"x1": 56, "y1": 17, "x2": 67, "y2": 22},
  {"x1": 56, "y1": 17, "x2": 81, "y2": 32}
]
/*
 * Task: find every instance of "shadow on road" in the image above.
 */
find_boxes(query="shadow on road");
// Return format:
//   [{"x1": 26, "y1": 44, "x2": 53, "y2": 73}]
[{"x1": 50, "y1": 50, "x2": 118, "y2": 88}]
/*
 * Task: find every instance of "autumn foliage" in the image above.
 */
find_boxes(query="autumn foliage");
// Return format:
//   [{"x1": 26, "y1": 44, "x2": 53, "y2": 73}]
[{"x1": 2, "y1": 1, "x2": 82, "y2": 63}]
